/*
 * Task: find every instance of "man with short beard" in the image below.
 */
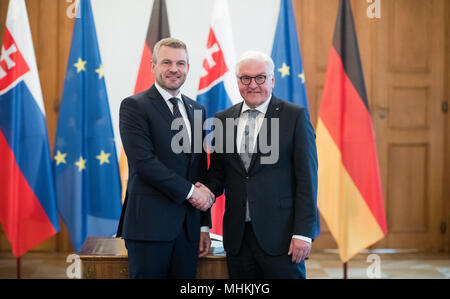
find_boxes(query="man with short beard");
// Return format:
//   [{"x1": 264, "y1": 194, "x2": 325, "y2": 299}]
[{"x1": 117, "y1": 38, "x2": 214, "y2": 278}]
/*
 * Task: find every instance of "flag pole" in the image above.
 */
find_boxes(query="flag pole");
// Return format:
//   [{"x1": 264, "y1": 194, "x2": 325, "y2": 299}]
[
  {"x1": 343, "y1": 261, "x2": 347, "y2": 279},
  {"x1": 16, "y1": 257, "x2": 21, "y2": 279}
]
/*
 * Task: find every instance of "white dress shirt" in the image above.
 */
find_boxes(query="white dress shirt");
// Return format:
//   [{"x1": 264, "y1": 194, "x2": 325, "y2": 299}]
[
  {"x1": 236, "y1": 97, "x2": 271, "y2": 154},
  {"x1": 155, "y1": 82, "x2": 192, "y2": 143},
  {"x1": 237, "y1": 95, "x2": 311, "y2": 244}
]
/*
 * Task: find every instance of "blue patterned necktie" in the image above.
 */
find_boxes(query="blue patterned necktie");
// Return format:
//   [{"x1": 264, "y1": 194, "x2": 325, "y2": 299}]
[
  {"x1": 240, "y1": 109, "x2": 260, "y2": 171},
  {"x1": 240, "y1": 109, "x2": 260, "y2": 222}
]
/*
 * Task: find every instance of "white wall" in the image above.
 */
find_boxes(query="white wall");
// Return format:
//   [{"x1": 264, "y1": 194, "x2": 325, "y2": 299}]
[{"x1": 89, "y1": 0, "x2": 280, "y2": 152}]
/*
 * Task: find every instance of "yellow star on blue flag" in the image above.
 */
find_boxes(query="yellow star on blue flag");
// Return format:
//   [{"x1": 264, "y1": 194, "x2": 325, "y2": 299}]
[
  {"x1": 278, "y1": 62, "x2": 290, "y2": 78},
  {"x1": 96, "y1": 150, "x2": 110, "y2": 165},
  {"x1": 74, "y1": 58, "x2": 86, "y2": 73},
  {"x1": 95, "y1": 64, "x2": 104, "y2": 79},
  {"x1": 54, "y1": 150, "x2": 67, "y2": 165}
]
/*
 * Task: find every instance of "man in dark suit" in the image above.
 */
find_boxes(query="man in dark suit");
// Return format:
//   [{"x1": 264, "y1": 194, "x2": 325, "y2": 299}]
[
  {"x1": 204, "y1": 51, "x2": 318, "y2": 279},
  {"x1": 117, "y1": 38, "x2": 214, "y2": 279}
]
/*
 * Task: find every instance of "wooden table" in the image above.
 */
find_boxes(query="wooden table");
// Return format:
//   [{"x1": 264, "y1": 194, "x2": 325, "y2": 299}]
[{"x1": 79, "y1": 237, "x2": 228, "y2": 279}]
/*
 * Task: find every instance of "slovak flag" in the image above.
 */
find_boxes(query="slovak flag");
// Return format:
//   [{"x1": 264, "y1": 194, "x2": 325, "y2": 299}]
[
  {"x1": 0, "y1": 0, "x2": 59, "y2": 257},
  {"x1": 196, "y1": 0, "x2": 241, "y2": 237}
]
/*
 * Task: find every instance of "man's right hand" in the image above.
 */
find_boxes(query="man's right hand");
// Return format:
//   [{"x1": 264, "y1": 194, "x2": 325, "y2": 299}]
[{"x1": 188, "y1": 183, "x2": 215, "y2": 212}]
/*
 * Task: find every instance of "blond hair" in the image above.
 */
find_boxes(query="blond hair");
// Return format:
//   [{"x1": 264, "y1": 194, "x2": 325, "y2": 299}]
[{"x1": 152, "y1": 37, "x2": 189, "y2": 63}]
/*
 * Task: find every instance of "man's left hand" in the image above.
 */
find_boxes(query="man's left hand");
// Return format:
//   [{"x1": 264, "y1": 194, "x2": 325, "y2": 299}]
[
  {"x1": 288, "y1": 238, "x2": 311, "y2": 264},
  {"x1": 198, "y1": 232, "x2": 211, "y2": 258}
]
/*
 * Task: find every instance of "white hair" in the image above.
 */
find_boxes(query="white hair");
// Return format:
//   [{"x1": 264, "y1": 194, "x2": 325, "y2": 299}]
[{"x1": 236, "y1": 50, "x2": 275, "y2": 76}]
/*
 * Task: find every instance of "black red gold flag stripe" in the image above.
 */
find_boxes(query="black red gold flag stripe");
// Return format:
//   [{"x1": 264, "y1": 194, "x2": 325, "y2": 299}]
[
  {"x1": 317, "y1": 0, "x2": 387, "y2": 263},
  {"x1": 134, "y1": 0, "x2": 170, "y2": 94}
]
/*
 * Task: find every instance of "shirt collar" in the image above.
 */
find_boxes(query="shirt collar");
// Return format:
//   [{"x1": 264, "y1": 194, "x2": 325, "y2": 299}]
[
  {"x1": 155, "y1": 82, "x2": 182, "y2": 103},
  {"x1": 241, "y1": 94, "x2": 272, "y2": 116}
]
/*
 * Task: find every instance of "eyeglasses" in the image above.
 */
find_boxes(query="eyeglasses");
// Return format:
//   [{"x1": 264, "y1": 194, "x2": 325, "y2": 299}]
[{"x1": 238, "y1": 74, "x2": 270, "y2": 85}]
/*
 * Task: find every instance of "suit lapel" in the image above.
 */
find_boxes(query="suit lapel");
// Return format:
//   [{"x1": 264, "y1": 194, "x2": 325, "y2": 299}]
[
  {"x1": 148, "y1": 85, "x2": 175, "y2": 128},
  {"x1": 227, "y1": 102, "x2": 248, "y2": 175}
]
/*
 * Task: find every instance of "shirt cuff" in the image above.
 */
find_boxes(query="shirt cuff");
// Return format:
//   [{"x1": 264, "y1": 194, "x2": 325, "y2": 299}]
[
  {"x1": 292, "y1": 235, "x2": 312, "y2": 243},
  {"x1": 200, "y1": 226, "x2": 210, "y2": 232},
  {"x1": 186, "y1": 184, "x2": 194, "y2": 199}
]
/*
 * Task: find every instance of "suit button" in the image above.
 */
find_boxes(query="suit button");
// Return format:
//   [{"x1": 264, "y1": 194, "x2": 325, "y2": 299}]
[{"x1": 246, "y1": 176, "x2": 249, "y2": 180}]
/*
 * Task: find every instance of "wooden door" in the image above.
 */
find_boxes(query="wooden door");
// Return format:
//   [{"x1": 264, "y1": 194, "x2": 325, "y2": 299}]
[{"x1": 372, "y1": 0, "x2": 446, "y2": 249}]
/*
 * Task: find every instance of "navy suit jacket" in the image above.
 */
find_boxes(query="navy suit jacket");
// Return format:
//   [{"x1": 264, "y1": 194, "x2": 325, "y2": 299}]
[
  {"x1": 205, "y1": 96, "x2": 318, "y2": 256},
  {"x1": 117, "y1": 85, "x2": 211, "y2": 242}
]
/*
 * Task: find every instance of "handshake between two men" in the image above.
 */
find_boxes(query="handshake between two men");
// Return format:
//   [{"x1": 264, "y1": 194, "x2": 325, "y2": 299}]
[{"x1": 188, "y1": 182, "x2": 215, "y2": 212}]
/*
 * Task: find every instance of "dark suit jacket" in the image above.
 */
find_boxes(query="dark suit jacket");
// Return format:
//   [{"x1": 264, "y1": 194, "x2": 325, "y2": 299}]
[
  {"x1": 206, "y1": 95, "x2": 318, "y2": 256},
  {"x1": 117, "y1": 85, "x2": 211, "y2": 242}
]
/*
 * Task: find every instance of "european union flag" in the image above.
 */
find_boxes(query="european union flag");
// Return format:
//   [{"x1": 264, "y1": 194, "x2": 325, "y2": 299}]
[
  {"x1": 54, "y1": 0, "x2": 122, "y2": 251},
  {"x1": 271, "y1": 0, "x2": 309, "y2": 112},
  {"x1": 271, "y1": 0, "x2": 320, "y2": 238}
]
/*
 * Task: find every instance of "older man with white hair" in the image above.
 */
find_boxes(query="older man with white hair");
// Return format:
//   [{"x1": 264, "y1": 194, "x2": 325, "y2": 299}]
[{"x1": 204, "y1": 50, "x2": 318, "y2": 279}]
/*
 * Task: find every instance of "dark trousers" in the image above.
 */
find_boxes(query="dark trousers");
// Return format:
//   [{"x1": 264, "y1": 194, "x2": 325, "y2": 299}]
[
  {"x1": 125, "y1": 224, "x2": 199, "y2": 279},
  {"x1": 226, "y1": 222, "x2": 306, "y2": 279}
]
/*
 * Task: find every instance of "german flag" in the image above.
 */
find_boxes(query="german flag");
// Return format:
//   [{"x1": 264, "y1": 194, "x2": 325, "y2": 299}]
[
  {"x1": 119, "y1": 0, "x2": 170, "y2": 202},
  {"x1": 316, "y1": 0, "x2": 387, "y2": 263},
  {"x1": 133, "y1": 0, "x2": 170, "y2": 94}
]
